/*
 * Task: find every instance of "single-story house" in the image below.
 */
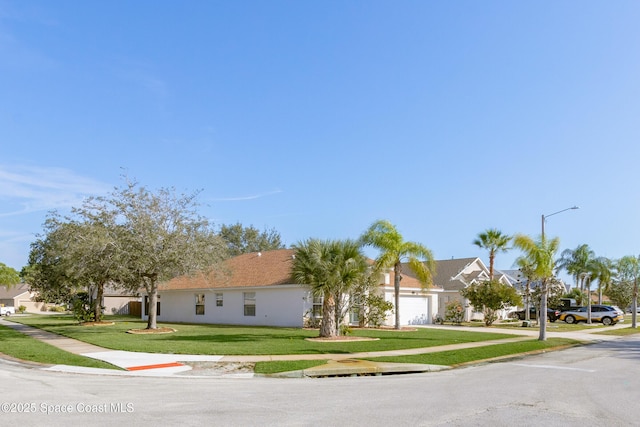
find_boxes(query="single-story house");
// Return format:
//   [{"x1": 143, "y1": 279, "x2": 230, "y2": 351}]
[
  {"x1": 149, "y1": 249, "x2": 313, "y2": 327},
  {"x1": 0, "y1": 283, "x2": 32, "y2": 310},
  {"x1": 151, "y1": 248, "x2": 442, "y2": 327}
]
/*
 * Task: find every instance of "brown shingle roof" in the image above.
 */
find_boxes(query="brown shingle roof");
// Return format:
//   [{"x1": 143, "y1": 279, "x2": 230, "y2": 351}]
[
  {"x1": 0, "y1": 283, "x2": 31, "y2": 299},
  {"x1": 159, "y1": 249, "x2": 296, "y2": 291}
]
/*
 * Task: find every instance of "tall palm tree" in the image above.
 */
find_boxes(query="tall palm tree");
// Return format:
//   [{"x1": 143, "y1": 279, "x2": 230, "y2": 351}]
[
  {"x1": 473, "y1": 228, "x2": 511, "y2": 280},
  {"x1": 291, "y1": 239, "x2": 368, "y2": 337},
  {"x1": 513, "y1": 233, "x2": 560, "y2": 341},
  {"x1": 592, "y1": 257, "x2": 614, "y2": 305},
  {"x1": 556, "y1": 244, "x2": 597, "y2": 291},
  {"x1": 360, "y1": 220, "x2": 435, "y2": 330}
]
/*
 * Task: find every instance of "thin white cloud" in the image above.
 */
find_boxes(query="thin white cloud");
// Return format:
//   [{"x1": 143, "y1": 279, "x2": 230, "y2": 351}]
[
  {"x1": 209, "y1": 189, "x2": 283, "y2": 202},
  {"x1": 0, "y1": 165, "x2": 111, "y2": 217}
]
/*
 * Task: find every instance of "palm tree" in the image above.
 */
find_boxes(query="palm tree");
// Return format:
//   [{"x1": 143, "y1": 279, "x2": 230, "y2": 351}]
[
  {"x1": 514, "y1": 257, "x2": 535, "y2": 322},
  {"x1": 473, "y1": 228, "x2": 511, "y2": 280},
  {"x1": 360, "y1": 220, "x2": 435, "y2": 330},
  {"x1": 592, "y1": 257, "x2": 614, "y2": 305},
  {"x1": 556, "y1": 244, "x2": 597, "y2": 291},
  {"x1": 291, "y1": 239, "x2": 368, "y2": 337},
  {"x1": 513, "y1": 233, "x2": 560, "y2": 341}
]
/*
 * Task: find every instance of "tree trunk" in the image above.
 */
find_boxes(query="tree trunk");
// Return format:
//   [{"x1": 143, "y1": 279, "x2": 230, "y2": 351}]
[
  {"x1": 146, "y1": 280, "x2": 158, "y2": 329},
  {"x1": 319, "y1": 292, "x2": 337, "y2": 338},
  {"x1": 489, "y1": 252, "x2": 494, "y2": 280},
  {"x1": 394, "y1": 263, "x2": 401, "y2": 330},
  {"x1": 538, "y1": 279, "x2": 547, "y2": 341},
  {"x1": 633, "y1": 279, "x2": 638, "y2": 329},
  {"x1": 94, "y1": 283, "x2": 104, "y2": 322}
]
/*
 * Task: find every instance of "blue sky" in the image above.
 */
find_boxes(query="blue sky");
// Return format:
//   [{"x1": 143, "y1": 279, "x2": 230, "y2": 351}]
[{"x1": 2, "y1": 1, "x2": 639, "y2": 284}]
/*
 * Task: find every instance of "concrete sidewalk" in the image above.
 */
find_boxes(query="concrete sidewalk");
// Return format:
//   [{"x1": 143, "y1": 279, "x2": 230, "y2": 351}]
[{"x1": 0, "y1": 317, "x2": 627, "y2": 378}]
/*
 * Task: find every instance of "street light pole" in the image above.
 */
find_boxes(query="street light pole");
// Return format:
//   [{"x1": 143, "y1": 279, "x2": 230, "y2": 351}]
[
  {"x1": 538, "y1": 205, "x2": 579, "y2": 341},
  {"x1": 541, "y1": 206, "x2": 579, "y2": 240}
]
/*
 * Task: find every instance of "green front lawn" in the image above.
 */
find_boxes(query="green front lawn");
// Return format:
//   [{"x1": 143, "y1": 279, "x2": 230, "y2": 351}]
[
  {"x1": 364, "y1": 337, "x2": 579, "y2": 366},
  {"x1": 10, "y1": 315, "x2": 518, "y2": 355},
  {"x1": 0, "y1": 324, "x2": 120, "y2": 369}
]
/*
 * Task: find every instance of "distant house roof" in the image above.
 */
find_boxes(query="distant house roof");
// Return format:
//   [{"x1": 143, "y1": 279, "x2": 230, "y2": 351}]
[
  {"x1": 0, "y1": 283, "x2": 31, "y2": 299},
  {"x1": 159, "y1": 249, "x2": 297, "y2": 291},
  {"x1": 400, "y1": 257, "x2": 499, "y2": 291}
]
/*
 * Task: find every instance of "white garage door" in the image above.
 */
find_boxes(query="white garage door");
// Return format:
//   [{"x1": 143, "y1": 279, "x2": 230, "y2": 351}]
[{"x1": 399, "y1": 295, "x2": 430, "y2": 325}]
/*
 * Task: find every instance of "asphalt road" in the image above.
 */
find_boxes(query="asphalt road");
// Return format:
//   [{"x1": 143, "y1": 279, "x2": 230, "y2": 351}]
[{"x1": 2, "y1": 335, "x2": 639, "y2": 426}]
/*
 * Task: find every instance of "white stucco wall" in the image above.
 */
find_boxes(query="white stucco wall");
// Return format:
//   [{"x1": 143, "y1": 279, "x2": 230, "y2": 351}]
[{"x1": 144, "y1": 285, "x2": 312, "y2": 328}]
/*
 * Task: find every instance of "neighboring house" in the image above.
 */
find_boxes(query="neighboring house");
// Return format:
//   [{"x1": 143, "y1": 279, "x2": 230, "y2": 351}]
[
  {"x1": 95, "y1": 284, "x2": 141, "y2": 315},
  {"x1": 402, "y1": 258, "x2": 514, "y2": 322},
  {"x1": 0, "y1": 283, "x2": 31, "y2": 310},
  {"x1": 500, "y1": 269, "x2": 569, "y2": 308}
]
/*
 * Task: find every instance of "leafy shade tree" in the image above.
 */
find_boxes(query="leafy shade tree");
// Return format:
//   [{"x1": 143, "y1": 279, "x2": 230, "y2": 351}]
[
  {"x1": 461, "y1": 280, "x2": 522, "y2": 326},
  {"x1": 513, "y1": 234, "x2": 560, "y2": 341},
  {"x1": 360, "y1": 220, "x2": 435, "y2": 330},
  {"x1": 21, "y1": 220, "x2": 77, "y2": 306},
  {"x1": 111, "y1": 179, "x2": 228, "y2": 330},
  {"x1": 0, "y1": 262, "x2": 20, "y2": 286},
  {"x1": 291, "y1": 239, "x2": 368, "y2": 337},
  {"x1": 219, "y1": 223, "x2": 285, "y2": 256},
  {"x1": 22, "y1": 204, "x2": 124, "y2": 322},
  {"x1": 473, "y1": 229, "x2": 511, "y2": 280},
  {"x1": 616, "y1": 255, "x2": 640, "y2": 328},
  {"x1": 604, "y1": 281, "x2": 632, "y2": 312}
]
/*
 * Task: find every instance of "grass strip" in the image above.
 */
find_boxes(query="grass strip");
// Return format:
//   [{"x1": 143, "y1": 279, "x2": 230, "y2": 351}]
[
  {"x1": 594, "y1": 326, "x2": 640, "y2": 336},
  {"x1": 254, "y1": 360, "x2": 328, "y2": 374},
  {"x1": 362, "y1": 338, "x2": 580, "y2": 366},
  {"x1": 0, "y1": 324, "x2": 121, "y2": 370}
]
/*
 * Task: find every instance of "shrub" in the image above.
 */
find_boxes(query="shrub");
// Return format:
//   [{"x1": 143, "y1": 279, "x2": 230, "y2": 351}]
[
  {"x1": 360, "y1": 294, "x2": 394, "y2": 328},
  {"x1": 71, "y1": 292, "x2": 95, "y2": 323},
  {"x1": 17, "y1": 305, "x2": 26, "y2": 314},
  {"x1": 444, "y1": 300, "x2": 465, "y2": 325}
]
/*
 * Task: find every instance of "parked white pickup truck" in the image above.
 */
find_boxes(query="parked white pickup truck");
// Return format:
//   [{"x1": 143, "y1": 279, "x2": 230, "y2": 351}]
[{"x1": 0, "y1": 306, "x2": 16, "y2": 316}]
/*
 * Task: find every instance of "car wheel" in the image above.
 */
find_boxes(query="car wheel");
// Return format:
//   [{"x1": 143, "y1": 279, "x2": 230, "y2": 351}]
[
  {"x1": 602, "y1": 317, "x2": 612, "y2": 326},
  {"x1": 565, "y1": 315, "x2": 575, "y2": 324},
  {"x1": 549, "y1": 317, "x2": 556, "y2": 323}
]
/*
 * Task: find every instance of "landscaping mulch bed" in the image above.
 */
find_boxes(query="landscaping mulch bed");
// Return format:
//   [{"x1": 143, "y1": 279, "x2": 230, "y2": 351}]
[
  {"x1": 80, "y1": 321, "x2": 115, "y2": 326},
  {"x1": 305, "y1": 336, "x2": 379, "y2": 342},
  {"x1": 126, "y1": 327, "x2": 177, "y2": 334}
]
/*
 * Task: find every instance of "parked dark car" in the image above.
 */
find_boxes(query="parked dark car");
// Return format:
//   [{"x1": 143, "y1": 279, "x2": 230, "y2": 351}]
[{"x1": 511, "y1": 307, "x2": 560, "y2": 322}]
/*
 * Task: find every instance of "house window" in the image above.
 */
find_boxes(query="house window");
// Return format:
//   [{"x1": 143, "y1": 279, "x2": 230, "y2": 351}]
[
  {"x1": 312, "y1": 295, "x2": 323, "y2": 319},
  {"x1": 215, "y1": 293, "x2": 223, "y2": 307},
  {"x1": 195, "y1": 294, "x2": 205, "y2": 315},
  {"x1": 144, "y1": 295, "x2": 161, "y2": 316},
  {"x1": 244, "y1": 292, "x2": 256, "y2": 316},
  {"x1": 349, "y1": 294, "x2": 362, "y2": 325}
]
